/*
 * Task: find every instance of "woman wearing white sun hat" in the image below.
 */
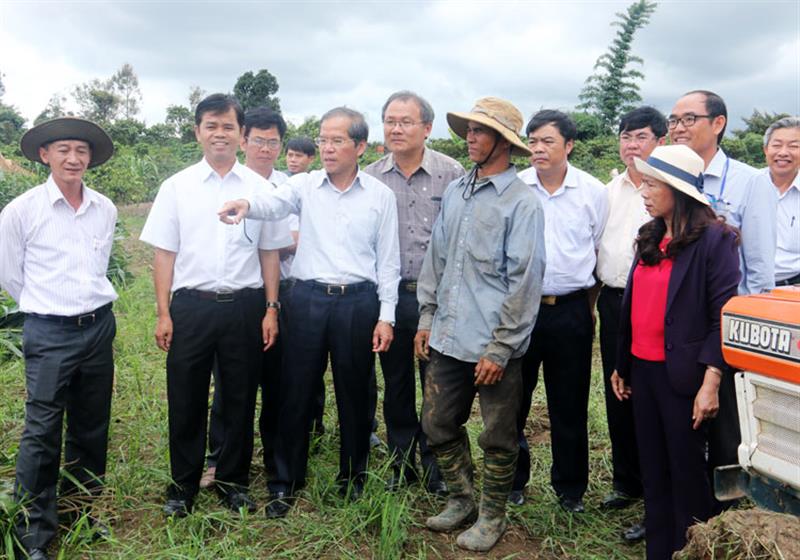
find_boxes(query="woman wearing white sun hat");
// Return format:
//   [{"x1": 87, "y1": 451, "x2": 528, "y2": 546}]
[{"x1": 610, "y1": 144, "x2": 741, "y2": 559}]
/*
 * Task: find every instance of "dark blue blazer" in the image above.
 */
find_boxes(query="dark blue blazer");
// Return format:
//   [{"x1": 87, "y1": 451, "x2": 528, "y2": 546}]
[{"x1": 617, "y1": 223, "x2": 741, "y2": 397}]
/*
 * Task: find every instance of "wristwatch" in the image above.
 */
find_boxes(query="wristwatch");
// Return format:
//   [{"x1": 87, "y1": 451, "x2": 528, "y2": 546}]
[{"x1": 266, "y1": 301, "x2": 281, "y2": 311}]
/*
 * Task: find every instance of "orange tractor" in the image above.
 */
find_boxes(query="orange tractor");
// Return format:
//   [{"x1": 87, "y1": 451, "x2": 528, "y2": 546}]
[{"x1": 715, "y1": 286, "x2": 800, "y2": 514}]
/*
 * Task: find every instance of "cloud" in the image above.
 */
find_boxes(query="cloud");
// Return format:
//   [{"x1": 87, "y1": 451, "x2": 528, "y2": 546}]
[{"x1": 1, "y1": 0, "x2": 797, "y2": 139}]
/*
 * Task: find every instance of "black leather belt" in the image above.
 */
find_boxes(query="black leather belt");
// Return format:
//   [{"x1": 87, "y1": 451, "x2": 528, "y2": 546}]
[
  {"x1": 600, "y1": 285, "x2": 625, "y2": 297},
  {"x1": 28, "y1": 302, "x2": 113, "y2": 327},
  {"x1": 776, "y1": 272, "x2": 800, "y2": 287},
  {"x1": 400, "y1": 280, "x2": 417, "y2": 293},
  {"x1": 174, "y1": 287, "x2": 263, "y2": 303},
  {"x1": 541, "y1": 289, "x2": 588, "y2": 306},
  {"x1": 297, "y1": 279, "x2": 376, "y2": 295}
]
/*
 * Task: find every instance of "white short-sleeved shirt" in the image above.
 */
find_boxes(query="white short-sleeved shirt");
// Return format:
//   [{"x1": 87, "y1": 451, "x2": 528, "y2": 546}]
[
  {"x1": 140, "y1": 158, "x2": 293, "y2": 292},
  {"x1": 518, "y1": 163, "x2": 609, "y2": 295}
]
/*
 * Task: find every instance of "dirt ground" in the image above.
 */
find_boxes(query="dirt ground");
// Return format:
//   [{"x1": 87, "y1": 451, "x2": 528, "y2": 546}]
[{"x1": 677, "y1": 509, "x2": 799, "y2": 560}]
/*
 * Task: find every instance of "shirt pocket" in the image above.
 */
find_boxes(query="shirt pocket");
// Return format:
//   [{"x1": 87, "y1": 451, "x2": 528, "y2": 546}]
[
  {"x1": 92, "y1": 232, "x2": 114, "y2": 276},
  {"x1": 345, "y1": 206, "x2": 380, "y2": 242},
  {"x1": 466, "y1": 214, "x2": 504, "y2": 271}
]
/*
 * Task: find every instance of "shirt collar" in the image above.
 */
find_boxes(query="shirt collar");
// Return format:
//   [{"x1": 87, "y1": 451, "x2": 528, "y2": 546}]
[
  {"x1": 379, "y1": 148, "x2": 432, "y2": 177},
  {"x1": 45, "y1": 174, "x2": 95, "y2": 210},
  {"x1": 527, "y1": 163, "x2": 577, "y2": 192},
  {"x1": 704, "y1": 148, "x2": 728, "y2": 177},
  {"x1": 313, "y1": 168, "x2": 366, "y2": 192},
  {"x1": 476, "y1": 165, "x2": 518, "y2": 195},
  {"x1": 198, "y1": 157, "x2": 246, "y2": 182},
  {"x1": 619, "y1": 168, "x2": 641, "y2": 191}
]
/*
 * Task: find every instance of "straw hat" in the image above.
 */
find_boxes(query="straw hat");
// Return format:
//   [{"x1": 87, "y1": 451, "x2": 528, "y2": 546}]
[
  {"x1": 447, "y1": 97, "x2": 531, "y2": 157},
  {"x1": 634, "y1": 145, "x2": 709, "y2": 206},
  {"x1": 20, "y1": 117, "x2": 114, "y2": 168}
]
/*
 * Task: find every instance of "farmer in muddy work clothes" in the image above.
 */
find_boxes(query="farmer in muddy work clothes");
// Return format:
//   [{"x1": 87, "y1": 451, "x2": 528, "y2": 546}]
[
  {"x1": 0, "y1": 117, "x2": 117, "y2": 560},
  {"x1": 415, "y1": 97, "x2": 545, "y2": 552}
]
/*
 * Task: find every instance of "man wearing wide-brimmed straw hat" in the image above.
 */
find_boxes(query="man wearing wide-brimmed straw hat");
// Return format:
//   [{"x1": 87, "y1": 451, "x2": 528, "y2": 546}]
[
  {"x1": 414, "y1": 97, "x2": 546, "y2": 552},
  {"x1": 0, "y1": 117, "x2": 117, "y2": 559}
]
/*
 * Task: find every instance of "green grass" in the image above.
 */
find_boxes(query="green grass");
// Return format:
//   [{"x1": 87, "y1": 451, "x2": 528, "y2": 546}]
[{"x1": 0, "y1": 207, "x2": 646, "y2": 559}]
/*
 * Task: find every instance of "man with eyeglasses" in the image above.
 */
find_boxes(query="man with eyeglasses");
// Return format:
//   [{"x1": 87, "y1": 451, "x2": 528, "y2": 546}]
[
  {"x1": 363, "y1": 91, "x2": 464, "y2": 496},
  {"x1": 510, "y1": 109, "x2": 609, "y2": 513},
  {"x1": 669, "y1": 90, "x2": 777, "y2": 512},
  {"x1": 218, "y1": 107, "x2": 400, "y2": 518},
  {"x1": 201, "y1": 107, "x2": 297, "y2": 493},
  {"x1": 140, "y1": 94, "x2": 293, "y2": 517},
  {"x1": 596, "y1": 106, "x2": 666, "y2": 543}
]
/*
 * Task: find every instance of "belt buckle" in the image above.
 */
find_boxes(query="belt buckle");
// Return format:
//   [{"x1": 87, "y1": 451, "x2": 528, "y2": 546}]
[
  {"x1": 77, "y1": 313, "x2": 96, "y2": 327},
  {"x1": 541, "y1": 295, "x2": 556, "y2": 306},
  {"x1": 216, "y1": 290, "x2": 235, "y2": 303},
  {"x1": 326, "y1": 284, "x2": 346, "y2": 296},
  {"x1": 405, "y1": 282, "x2": 417, "y2": 292}
]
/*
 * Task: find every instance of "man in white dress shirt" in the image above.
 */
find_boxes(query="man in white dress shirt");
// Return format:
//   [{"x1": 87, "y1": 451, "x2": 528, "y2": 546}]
[
  {"x1": 218, "y1": 107, "x2": 400, "y2": 518},
  {"x1": 0, "y1": 118, "x2": 117, "y2": 560},
  {"x1": 762, "y1": 116, "x2": 800, "y2": 286},
  {"x1": 201, "y1": 106, "x2": 296, "y2": 490},
  {"x1": 511, "y1": 110, "x2": 609, "y2": 512},
  {"x1": 596, "y1": 107, "x2": 666, "y2": 543},
  {"x1": 140, "y1": 94, "x2": 292, "y2": 517}
]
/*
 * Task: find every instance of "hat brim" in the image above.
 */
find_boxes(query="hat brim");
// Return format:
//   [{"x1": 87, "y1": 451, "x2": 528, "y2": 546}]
[
  {"x1": 20, "y1": 118, "x2": 114, "y2": 168},
  {"x1": 446, "y1": 111, "x2": 532, "y2": 158},
  {"x1": 634, "y1": 157, "x2": 710, "y2": 207}
]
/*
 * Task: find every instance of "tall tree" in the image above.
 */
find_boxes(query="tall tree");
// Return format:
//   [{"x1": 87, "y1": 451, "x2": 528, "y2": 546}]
[
  {"x1": 233, "y1": 69, "x2": 280, "y2": 112},
  {"x1": 577, "y1": 0, "x2": 657, "y2": 131},
  {"x1": 188, "y1": 85, "x2": 206, "y2": 112},
  {"x1": 73, "y1": 78, "x2": 120, "y2": 123},
  {"x1": 165, "y1": 104, "x2": 195, "y2": 142},
  {"x1": 110, "y1": 63, "x2": 142, "y2": 119},
  {"x1": 734, "y1": 109, "x2": 791, "y2": 138},
  {"x1": 35, "y1": 93, "x2": 70, "y2": 125},
  {"x1": 0, "y1": 71, "x2": 26, "y2": 145}
]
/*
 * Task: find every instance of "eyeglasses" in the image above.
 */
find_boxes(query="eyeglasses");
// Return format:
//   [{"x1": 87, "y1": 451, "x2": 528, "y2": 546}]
[
  {"x1": 315, "y1": 137, "x2": 353, "y2": 147},
  {"x1": 619, "y1": 133, "x2": 657, "y2": 144},
  {"x1": 667, "y1": 114, "x2": 713, "y2": 129},
  {"x1": 383, "y1": 119, "x2": 422, "y2": 130},
  {"x1": 247, "y1": 137, "x2": 281, "y2": 149}
]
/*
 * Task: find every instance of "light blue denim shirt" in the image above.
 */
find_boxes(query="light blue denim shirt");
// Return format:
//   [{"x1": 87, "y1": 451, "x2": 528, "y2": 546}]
[
  {"x1": 703, "y1": 149, "x2": 777, "y2": 294},
  {"x1": 417, "y1": 166, "x2": 546, "y2": 368}
]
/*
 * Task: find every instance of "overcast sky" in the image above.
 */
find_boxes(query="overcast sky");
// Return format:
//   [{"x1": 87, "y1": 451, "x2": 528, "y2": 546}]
[{"x1": 1, "y1": 0, "x2": 798, "y2": 140}]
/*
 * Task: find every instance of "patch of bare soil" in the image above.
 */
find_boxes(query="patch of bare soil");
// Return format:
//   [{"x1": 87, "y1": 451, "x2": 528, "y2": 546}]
[
  {"x1": 676, "y1": 509, "x2": 799, "y2": 559},
  {"x1": 409, "y1": 522, "x2": 554, "y2": 560}
]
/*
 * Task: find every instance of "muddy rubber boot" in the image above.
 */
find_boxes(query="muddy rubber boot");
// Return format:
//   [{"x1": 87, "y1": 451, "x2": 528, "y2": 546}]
[
  {"x1": 456, "y1": 449, "x2": 517, "y2": 552},
  {"x1": 425, "y1": 436, "x2": 477, "y2": 532}
]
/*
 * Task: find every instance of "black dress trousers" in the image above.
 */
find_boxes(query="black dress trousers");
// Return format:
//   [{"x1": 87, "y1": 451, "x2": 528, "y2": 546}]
[
  {"x1": 512, "y1": 293, "x2": 593, "y2": 500},
  {"x1": 165, "y1": 289, "x2": 264, "y2": 499},
  {"x1": 597, "y1": 286, "x2": 642, "y2": 497},
  {"x1": 272, "y1": 280, "x2": 380, "y2": 492}
]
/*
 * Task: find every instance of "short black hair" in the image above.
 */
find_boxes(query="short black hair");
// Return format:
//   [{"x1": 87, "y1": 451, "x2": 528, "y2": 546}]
[
  {"x1": 320, "y1": 107, "x2": 369, "y2": 144},
  {"x1": 525, "y1": 109, "x2": 577, "y2": 143},
  {"x1": 684, "y1": 90, "x2": 728, "y2": 144},
  {"x1": 244, "y1": 106, "x2": 287, "y2": 139},
  {"x1": 195, "y1": 93, "x2": 244, "y2": 127},
  {"x1": 286, "y1": 136, "x2": 316, "y2": 156},
  {"x1": 618, "y1": 106, "x2": 668, "y2": 138}
]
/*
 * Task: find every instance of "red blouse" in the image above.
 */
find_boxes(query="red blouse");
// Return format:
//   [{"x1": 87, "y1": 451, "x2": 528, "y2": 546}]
[{"x1": 631, "y1": 237, "x2": 673, "y2": 361}]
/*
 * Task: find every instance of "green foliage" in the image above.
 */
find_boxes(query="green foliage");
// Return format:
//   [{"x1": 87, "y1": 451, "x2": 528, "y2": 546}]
[
  {"x1": 107, "y1": 119, "x2": 147, "y2": 146},
  {"x1": 569, "y1": 135, "x2": 623, "y2": 183},
  {"x1": 73, "y1": 78, "x2": 121, "y2": 124},
  {"x1": 233, "y1": 69, "x2": 280, "y2": 112},
  {"x1": 721, "y1": 133, "x2": 766, "y2": 169},
  {"x1": 165, "y1": 105, "x2": 196, "y2": 143},
  {"x1": 110, "y1": 63, "x2": 142, "y2": 120},
  {"x1": 34, "y1": 92, "x2": 71, "y2": 125},
  {"x1": 733, "y1": 109, "x2": 791, "y2": 139},
  {"x1": 0, "y1": 168, "x2": 40, "y2": 209},
  {"x1": 571, "y1": 111, "x2": 613, "y2": 141},
  {"x1": 0, "y1": 290, "x2": 22, "y2": 362},
  {"x1": 578, "y1": 0, "x2": 658, "y2": 131},
  {"x1": 0, "y1": 104, "x2": 25, "y2": 145}
]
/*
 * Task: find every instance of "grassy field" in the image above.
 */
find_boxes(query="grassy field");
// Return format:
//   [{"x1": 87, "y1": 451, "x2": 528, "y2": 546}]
[{"x1": 0, "y1": 206, "x2": 646, "y2": 559}]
